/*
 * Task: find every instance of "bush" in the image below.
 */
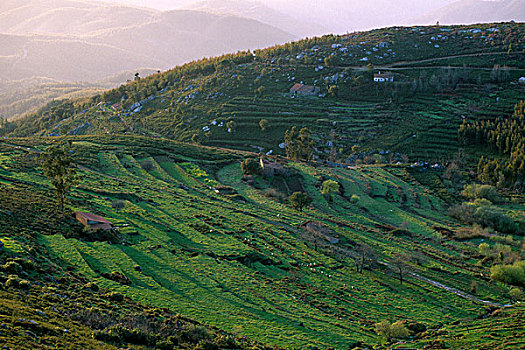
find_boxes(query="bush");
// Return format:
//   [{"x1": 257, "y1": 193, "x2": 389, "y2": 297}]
[
  {"x1": 259, "y1": 119, "x2": 269, "y2": 131},
  {"x1": 350, "y1": 194, "x2": 360, "y2": 204},
  {"x1": 111, "y1": 200, "x2": 126, "y2": 212},
  {"x1": 84, "y1": 282, "x2": 99, "y2": 292},
  {"x1": 156, "y1": 340, "x2": 175, "y2": 350},
  {"x1": 289, "y1": 192, "x2": 312, "y2": 212},
  {"x1": 2, "y1": 261, "x2": 23, "y2": 274},
  {"x1": 448, "y1": 203, "x2": 476, "y2": 223},
  {"x1": 449, "y1": 203, "x2": 519, "y2": 234},
  {"x1": 509, "y1": 287, "x2": 524, "y2": 301},
  {"x1": 180, "y1": 325, "x2": 209, "y2": 343},
  {"x1": 374, "y1": 320, "x2": 410, "y2": 340},
  {"x1": 490, "y1": 261, "x2": 525, "y2": 287},
  {"x1": 5, "y1": 275, "x2": 21, "y2": 288},
  {"x1": 478, "y1": 242, "x2": 491, "y2": 256},
  {"x1": 241, "y1": 158, "x2": 261, "y2": 175},
  {"x1": 104, "y1": 292, "x2": 124, "y2": 302},
  {"x1": 321, "y1": 180, "x2": 339, "y2": 202},
  {"x1": 263, "y1": 188, "x2": 286, "y2": 202},
  {"x1": 455, "y1": 224, "x2": 489, "y2": 240},
  {"x1": 462, "y1": 184, "x2": 500, "y2": 203},
  {"x1": 94, "y1": 325, "x2": 155, "y2": 346},
  {"x1": 475, "y1": 206, "x2": 519, "y2": 234},
  {"x1": 18, "y1": 279, "x2": 31, "y2": 290},
  {"x1": 140, "y1": 160, "x2": 155, "y2": 172}
]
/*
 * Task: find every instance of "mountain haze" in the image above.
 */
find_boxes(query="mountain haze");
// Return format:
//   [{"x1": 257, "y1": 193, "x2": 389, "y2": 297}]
[
  {"x1": 412, "y1": 0, "x2": 525, "y2": 25},
  {"x1": 0, "y1": 0, "x2": 294, "y2": 118},
  {"x1": 183, "y1": 0, "x2": 329, "y2": 37}
]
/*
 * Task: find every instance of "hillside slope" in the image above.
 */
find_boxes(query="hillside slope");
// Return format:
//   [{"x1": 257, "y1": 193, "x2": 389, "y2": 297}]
[
  {"x1": 0, "y1": 136, "x2": 523, "y2": 349},
  {"x1": 4, "y1": 22, "x2": 524, "y2": 164}
]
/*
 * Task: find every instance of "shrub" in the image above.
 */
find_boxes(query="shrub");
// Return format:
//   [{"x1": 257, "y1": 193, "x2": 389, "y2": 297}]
[
  {"x1": 374, "y1": 320, "x2": 410, "y2": 340},
  {"x1": 197, "y1": 340, "x2": 219, "y2": 350},
  {"x1": 5, "y1": 275, "x2": 21, "y2": 288},
  {"x1": 450, "y1": 203, "x2": 519, "y2": 234},
  {"x1": 263, "y1": 188, "x2": 286, "y2": 202},
  {"x1": 259, "y1": 119, "x2": 269, "y2": 131},
  {"x1": 462, "y1": 184, "x2": 500, "y2": 203},
  {"x1": 111, "y1": 200, "x2": 126, "y2": 213},
  {"x1": 490, "y1": 261, "x2": 525, "y2": 287},
  {"x1": 455, "y1": 225, "x2": 489, "y2": 240},
  {"x1": 94, "y1": 325, "x2": 155, "y2": 346},
  {"x1": 18, "y1": 279, "x2": 31, "y2": 290},
  {"x1": 140, "y1": 160, "x2": 155, "y2": 172},
  {"x1": 2, "y1": 261, "x2": 23, "y2": 274},
  {"x1": 156, "y1": 340, "x2": 174, "y2": 350},
  {"x1": 509, "y1": 287, "x2": 524, "y2": 301},
  {"x1": 104, "y1": 292, "x2": 124, "y2": 302},
  {"x1": 475, "y1": 206, "x2": 518, "y2": 234},
  {"x1": 448, "y1": 203, "x2": 476, "y2": 223},
  {"x1": 478, "y1": 243, "x2": 491, "y2": 257},
  {"x1": 84, "y1": 282, "x2": 99, "y2": 292},
  {"x1": 289, "y1": 192, "x2": 312, "y2": 212},
  {"x1": 241, "y1": 158, "x2": 261, "y2": 175},
  {"x1": 180, "y1": 325, "x2": 209, "y2": 343},
  {"x1": 350, "y1": 194, "x2": 360, "y2": 204},
  {"x1": 321, "y1": 180, "x2": 340, "y2": 202}
]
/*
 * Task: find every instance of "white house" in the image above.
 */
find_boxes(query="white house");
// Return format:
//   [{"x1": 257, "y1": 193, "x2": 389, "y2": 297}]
[{"x1": 374, "y1": 72, "x2": 394, "y2": 83}]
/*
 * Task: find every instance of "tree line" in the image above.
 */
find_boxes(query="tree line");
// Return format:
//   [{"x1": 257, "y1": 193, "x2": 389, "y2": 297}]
[{"x1": 459, "y1": 100, "x2": 525, "y2": 191}]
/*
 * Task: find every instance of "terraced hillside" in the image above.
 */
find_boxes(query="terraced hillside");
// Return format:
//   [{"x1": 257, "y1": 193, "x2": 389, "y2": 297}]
[
  {"x1": 2, "y1": 22, "x2": 524, "y2": 163},
  {"x1": 1, "y1": 136, "x2": 523, "y2": 349}
]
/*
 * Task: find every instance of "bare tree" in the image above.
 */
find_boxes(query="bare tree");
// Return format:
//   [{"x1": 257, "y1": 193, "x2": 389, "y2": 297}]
[{"x1": 392, "y1": 253, "x2": 411, "y2": 285}]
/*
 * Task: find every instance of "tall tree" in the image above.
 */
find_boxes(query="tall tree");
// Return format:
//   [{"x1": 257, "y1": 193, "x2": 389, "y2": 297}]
[
  {"x1": 284, "y1": 126, "x2": 314, "y2": 162},
  {"x1": 289, "y1": 192, "x2": 312, "y2": 212},
  {"x1": 40, "y1": 142, "x2": 80, "y2": 212}
]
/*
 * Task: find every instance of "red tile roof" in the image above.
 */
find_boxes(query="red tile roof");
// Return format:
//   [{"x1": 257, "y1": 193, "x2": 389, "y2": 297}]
[
  {"x1": 76, "y1": 212, "x2": 112, "y2": 225},
  {"x1": 290, "y1": 84, "x2": 319, "y2": 94}
]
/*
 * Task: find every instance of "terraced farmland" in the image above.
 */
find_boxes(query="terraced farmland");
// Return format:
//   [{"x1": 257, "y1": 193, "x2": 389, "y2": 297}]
[{"x1": 0, "y1": 136, "x2": 521, "y2": 349}]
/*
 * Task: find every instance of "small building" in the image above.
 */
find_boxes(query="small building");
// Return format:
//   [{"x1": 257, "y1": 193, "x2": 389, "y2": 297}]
[
  {"x1": 519, "y1": 77, "x2": 525, "y2": 84},
  {"x1": 260, "y1": 158, "x2": 288, "y2": 177},
  {"x1": 374, "y1": 72, "x2": 394, "y2": 83},
  {"x1": 75, "y1": 212, "x2": 113, "y2": 231},
  {"x1": 290, "y1": 84, "x2": 321, "y2": 96}
]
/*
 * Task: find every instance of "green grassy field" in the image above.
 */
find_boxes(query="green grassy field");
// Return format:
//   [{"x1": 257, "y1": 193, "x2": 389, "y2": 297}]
[{"x1": 1, "y1": 136, "x2": 522, "y2": 349}]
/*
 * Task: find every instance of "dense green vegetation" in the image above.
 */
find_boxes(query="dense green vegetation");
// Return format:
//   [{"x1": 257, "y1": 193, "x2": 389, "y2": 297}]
[
  {"x1": 1, "y1": 22, "x2": 525, "y2": 349},
  {"x1": 0, "y1": 135, "x2": 523, "y2": 349},
  {"x1": 460, "y1": 100, "x2": 525, "y2": 190}
]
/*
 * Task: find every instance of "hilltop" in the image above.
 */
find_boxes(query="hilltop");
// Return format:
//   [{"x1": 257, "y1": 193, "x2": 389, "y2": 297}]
[{"x1": 4, "y1": 22, "x2": 524, "y2": 163}]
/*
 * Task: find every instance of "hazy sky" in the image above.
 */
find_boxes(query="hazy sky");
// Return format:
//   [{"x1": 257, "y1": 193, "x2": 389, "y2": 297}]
[{"x1": 93, "y1": 0, "x2": 462, "y2": 33}]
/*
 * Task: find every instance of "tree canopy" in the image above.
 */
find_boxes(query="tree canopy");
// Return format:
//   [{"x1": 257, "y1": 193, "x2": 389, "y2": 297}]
[
  {"x1": 284, "y1": 126, "x2": 314, "y2": 162},
  {"x1": 40, "y1": 142, "x2": 80, "y2": 211}
]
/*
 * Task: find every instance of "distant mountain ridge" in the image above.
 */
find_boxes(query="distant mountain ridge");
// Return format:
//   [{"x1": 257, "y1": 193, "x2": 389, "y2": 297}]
[
  {"x1": 412, "y1": 0, "x2": 525, "y2": 25},
  {"x1": 0, "y1": 0, "x2": 295, "y2": 118},
  {"x1": 183, "y1": 0, "x2": 329, "y2": 37}
]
